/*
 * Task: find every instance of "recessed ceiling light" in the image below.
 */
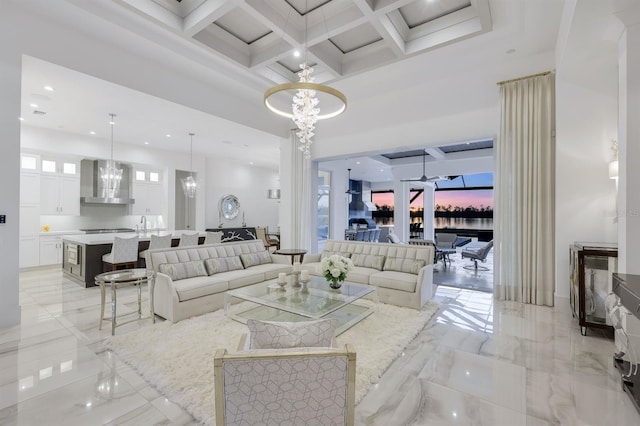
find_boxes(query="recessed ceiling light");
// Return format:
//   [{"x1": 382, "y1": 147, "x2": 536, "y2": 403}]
[
  {"x1": 18, "y1": 117, "x2": 24, "y2": 121},
  {"x1": 89, "y1": 131, "x2": 96, "y2": 135},
  {"x1": 144, "y1": 141, "x2": 149, "y2": 145},
  {"x1": 293, "y1": 50, "x2": 300, "y2": 57},
  {"x1": 165, "y1": 134, "x2": 171, "y2": 138},
  {"x1": 249, "y1": 161, "x2": 254, "y2": 165},
  {"x1": 506, "y1": 48, "x2": 516, "y2": 54},
  {"x1": 222, "y1": 140, "x2": 232, "y2": 145},
  {"x1": 43, "y1": 85, "x2": 54, "y2": 92},
  {"x1": 356, "y1": 161, "x2": 361, "y2": 165},
  {"x1": 29, "y1": 103, "x2": 38, "y2": 108},
  {"x1": 380, "y1": 168, "x2": 384, "y2": 172}
]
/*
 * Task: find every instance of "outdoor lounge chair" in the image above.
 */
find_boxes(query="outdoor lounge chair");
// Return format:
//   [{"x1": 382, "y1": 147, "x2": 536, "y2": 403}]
[{"x1": 461, "y1": 240, "x2": 493, "y2": 271}]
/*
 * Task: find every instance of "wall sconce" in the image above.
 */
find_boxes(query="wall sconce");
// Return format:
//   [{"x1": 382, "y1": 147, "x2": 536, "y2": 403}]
[
  {"x1": 609, "y1": 139, "x2": 618, "y2": 180},
  {"x1": 267, "y1": 189, "x2": 281, "y2": 199}
]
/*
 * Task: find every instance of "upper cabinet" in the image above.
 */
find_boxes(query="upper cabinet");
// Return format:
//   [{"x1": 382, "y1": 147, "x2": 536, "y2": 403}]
[
  {"x1": 38, "y1": 155, "x2": 81, "y2": 215},
  {"x1": 131, "y1": 167, "x2": 164, "y2": 215}
]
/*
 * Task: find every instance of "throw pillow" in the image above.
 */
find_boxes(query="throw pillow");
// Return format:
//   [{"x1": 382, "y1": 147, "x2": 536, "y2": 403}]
[
  {"x1": 320, "y1": 251, "x2": 352, "y2": 260},
  {"x1": 247, "y1": 318, "x2": 338, "y2": 349},
  {"x1": 351, "y1": 253, "x2": 385, "y2": 271},
  {"x1": 383, "y1": 257, "x2": 426, "y2": 275},
  {"x1": 158, "y1": 260, "x2": 207, "y2": 281},
  {"x1": 204, "y1": 256, "x2": 245, "y2": 275},
  {"x1": 239, "y1": 251, "x2": 273, "y2": 268}
]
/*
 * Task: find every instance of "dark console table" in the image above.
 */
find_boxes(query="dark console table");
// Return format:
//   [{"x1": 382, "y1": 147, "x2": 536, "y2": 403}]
[
  {"x1": 612, "y1": 273, "x2": 640, "y2": 413},
  {"x1": 205, "y1": 227, "x2": 257, "y2": 242}
]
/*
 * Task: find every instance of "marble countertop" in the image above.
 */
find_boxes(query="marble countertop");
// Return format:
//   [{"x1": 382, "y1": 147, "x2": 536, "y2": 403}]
[
  {"x1": 40, "y1": 230, "x2": 85, "y2": 236},
  {"x1": 62, "y1": 230, "x2": 205, "y2": 245}
]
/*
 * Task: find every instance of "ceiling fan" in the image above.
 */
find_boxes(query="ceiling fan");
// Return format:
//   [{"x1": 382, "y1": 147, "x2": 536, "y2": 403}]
[
  {"x1": 345, "y1": 168, "x2": 360, "y2": 195},
  {"x1": 400, "y1": 151, "x2": 445, "y2": 183}
]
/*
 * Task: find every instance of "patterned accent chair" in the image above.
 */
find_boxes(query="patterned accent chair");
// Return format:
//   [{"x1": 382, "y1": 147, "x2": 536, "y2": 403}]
[
  {"x1": 102, "y1": 236, "x2": 139, "y2": 271},
  {"x1": 214, "y1": 344, "x2": 356, "y2": 426}
]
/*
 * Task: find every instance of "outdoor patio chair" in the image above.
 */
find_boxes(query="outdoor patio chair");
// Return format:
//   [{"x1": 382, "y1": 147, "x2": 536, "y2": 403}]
[{"x1": 461, "y1": 240, "x2": 494, "y2": 271}]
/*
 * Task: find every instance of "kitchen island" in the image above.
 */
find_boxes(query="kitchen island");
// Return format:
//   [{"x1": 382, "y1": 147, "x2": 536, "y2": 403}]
[{"x1": 62, "y1": 230, "x2": 205, "y2": 288}]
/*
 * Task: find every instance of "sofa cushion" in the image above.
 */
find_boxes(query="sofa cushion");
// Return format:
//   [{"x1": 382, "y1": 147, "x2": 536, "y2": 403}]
[
  {"x1": 246, "y1": 263, "x2": 291, "y2": 280},
  {"x1": 369, "y1": 271, "x2": 417, "y2": 293},
  {"x1": 204, "y1": 256, "x2": 244, "y2": 275},
  {"x1": 345, "y1": 266, "x2": 377, "y2": 284},
  {"x1": 158, "y1": 260, "x2": 207, "y2": 281},
  {"x1": 247, "y1": 318, "x2": 338, "y2": 349},
  {"x1": 173, "y1": 276, "x2": 229, "y2": 302},
  {"x1": 383, "y1": 257, "x2": 425, "y2": 275},
  {"x1": 239, "y1": 251, "x2": 272, "y2": 268},
  {"x1": 351, "y1": 253, "x2": 385, "y2": 271},
  {"x1": 320, "y1": 251, "x2": 352, "y2": 260}
]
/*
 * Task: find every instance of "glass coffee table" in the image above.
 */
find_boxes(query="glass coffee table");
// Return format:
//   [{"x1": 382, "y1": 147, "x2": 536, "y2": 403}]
[{"x1": 224, "y1": 276, "x2": 378, "y2": 336}]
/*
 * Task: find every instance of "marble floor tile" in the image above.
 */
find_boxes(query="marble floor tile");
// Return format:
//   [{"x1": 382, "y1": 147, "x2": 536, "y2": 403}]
[{"x1": 1, "y1": 267, "x2": 638, "y2": 426}]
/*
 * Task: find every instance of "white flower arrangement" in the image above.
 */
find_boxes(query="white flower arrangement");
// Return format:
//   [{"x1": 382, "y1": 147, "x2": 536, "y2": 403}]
[{"x1": 318, "y1": 254, "x2": 354, "y2": 284}]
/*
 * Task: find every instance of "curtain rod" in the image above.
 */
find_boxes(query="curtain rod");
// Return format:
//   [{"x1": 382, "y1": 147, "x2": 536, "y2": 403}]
[{"x1": 496, "y1": 71, "x2": 552, "y2": 85}]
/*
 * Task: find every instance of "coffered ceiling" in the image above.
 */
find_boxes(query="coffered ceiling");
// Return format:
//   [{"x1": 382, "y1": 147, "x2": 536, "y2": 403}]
[{"x1": 118, "y1": 0, "x2": 492, "y2": 84}]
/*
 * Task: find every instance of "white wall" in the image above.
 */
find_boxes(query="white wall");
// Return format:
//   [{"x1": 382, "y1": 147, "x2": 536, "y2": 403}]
[
  {"x1": 205, "y1": 157, "x2": 279, "y2": 231},
  {"x1": 0, "y1": 43, "x2": 21, "y2": 328},
  {"x1": 555, "y1": 76, "x2": 618, "y2": 298}
]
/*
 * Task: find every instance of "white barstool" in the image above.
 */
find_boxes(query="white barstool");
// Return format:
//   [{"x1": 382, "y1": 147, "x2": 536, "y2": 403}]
[
  {"x1": 102, "y1": 236, "x2": 139, "y2": 271},
  {"x1": 139, "y1": 234, "x2": 172, "y2": 262},
  {"x1": 178, "y1": 233, "x2": 199, "y2": 247},
  {"x1": 204, "y1": 231, "x2": 222, "y2": 245}
]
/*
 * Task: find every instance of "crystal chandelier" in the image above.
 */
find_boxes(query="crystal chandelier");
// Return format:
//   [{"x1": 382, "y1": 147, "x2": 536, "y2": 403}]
[
  {"x1": 263, "y1": 3, "x2": 346, "y2": 159},
  {"x1": 99, "y1": 113, "x2": 123, "y2": 198},
  {"x1": 181, "y1": 133, "x2": 197, "y2": 198}
]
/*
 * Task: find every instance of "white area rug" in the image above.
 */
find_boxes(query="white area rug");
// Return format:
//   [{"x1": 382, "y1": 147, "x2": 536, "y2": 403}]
[{"x1": 108, "y1": 300, "x2": 440, "y2": 425}]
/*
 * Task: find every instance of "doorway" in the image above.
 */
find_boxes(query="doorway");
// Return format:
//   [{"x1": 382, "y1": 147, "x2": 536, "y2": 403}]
[{"x1": 175, "y1": 170, "x2": 196, "y2": 230}]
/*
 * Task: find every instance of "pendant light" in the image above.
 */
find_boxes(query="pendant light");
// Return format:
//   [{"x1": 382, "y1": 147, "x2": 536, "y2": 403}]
[
  {"x1": 345, "y1": 168, "x2": 360, "y2": 195},
  {"x1": 99, "y1": 113, "x2": 123, "y2": 198},
  {"x1": 181, "y1": 133, "x2": 197, "y2": 198}
]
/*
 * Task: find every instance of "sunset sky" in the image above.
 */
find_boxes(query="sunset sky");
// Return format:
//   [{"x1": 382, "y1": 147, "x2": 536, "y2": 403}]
[
  {"x1": 372, "y1": 190, "x2": 493, "y2": 209},
  {"x1": 371, "y1": 173, "x2": 494, "y2": 210}
]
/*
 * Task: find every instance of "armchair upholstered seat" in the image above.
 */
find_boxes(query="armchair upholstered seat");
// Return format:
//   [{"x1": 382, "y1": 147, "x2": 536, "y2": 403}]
[
  {"x1": 461, "y1": 240, "x2": 494, "y2": 270},
  {"x1": 214, "y1": 344, "x2": 356, "y2": 426}
]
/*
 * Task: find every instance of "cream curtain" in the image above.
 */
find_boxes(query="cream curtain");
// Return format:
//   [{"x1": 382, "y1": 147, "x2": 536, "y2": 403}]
[
  {"x1": 289, "y1": 131, "x2": 313, "y2": 250},
  {"x1": 494, "y1": 73, "x2": 555, "y2": 306}
]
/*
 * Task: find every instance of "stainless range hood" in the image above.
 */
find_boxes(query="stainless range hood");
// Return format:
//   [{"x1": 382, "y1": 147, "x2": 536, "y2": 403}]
[{"x1": 80, "y1": 159, "x2": 135, "y2": 205}]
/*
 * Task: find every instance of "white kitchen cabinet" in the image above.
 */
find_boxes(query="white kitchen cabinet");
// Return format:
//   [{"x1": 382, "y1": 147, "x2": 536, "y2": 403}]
[
  {"x1": 20, "y1": 171, "x2": 40, "y2": 205},
  {"x1": 39, "y1": 235, "x2": 63, "y2": 265},
  {"x1": 20, "y1": 236, "x2": 40, "y2": 268},
  {"x1": 20, "y1": 205, "x2": 40, "y2": 236},
  {"x1": 40, "y1": 174, "x2": 80, "y2": 215},
  {"x1": 131, "y1": 181, "x2": 164, "y2": 215}
]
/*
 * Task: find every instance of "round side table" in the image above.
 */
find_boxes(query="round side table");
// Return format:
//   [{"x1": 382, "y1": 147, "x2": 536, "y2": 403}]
[
  {"x1": 274, "y1": 248, "x2": 308, "y2": 264},
  {"x1": 95, "y1": 268, "x2": 155, "y2": 335}
]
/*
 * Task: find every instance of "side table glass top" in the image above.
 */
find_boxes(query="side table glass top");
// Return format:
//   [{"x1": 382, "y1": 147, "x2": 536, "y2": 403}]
[{"x1": 95, "y1": 268, "x2": 151, "y2": 282}]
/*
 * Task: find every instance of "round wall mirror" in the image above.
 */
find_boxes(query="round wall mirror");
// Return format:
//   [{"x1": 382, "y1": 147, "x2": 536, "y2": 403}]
[{"x1": 219, "y1": 194, "x2": 240, "y2": 219}]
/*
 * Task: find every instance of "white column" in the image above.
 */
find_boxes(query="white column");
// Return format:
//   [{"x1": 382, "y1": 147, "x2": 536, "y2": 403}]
[
  {"x1": 617, "y1": 16, "x2": 640, "y2": 274},
  {"x1": 422, "y1": 184, "x2": 435, "y2": 241},
  {"x1": 330, "y1": 167, "x2": 349, "y2": 241},
  {"x1": 393, "y1": 180, "x2": 410, "y2": 242},
  {"x1": 0, "y1": 40, "x2": 21, "y2": 328}
]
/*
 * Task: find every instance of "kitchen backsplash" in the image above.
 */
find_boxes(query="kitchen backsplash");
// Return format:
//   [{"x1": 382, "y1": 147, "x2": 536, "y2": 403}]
[{"x1": 40, "y1": 213, "x2": 164, "y2": 232}]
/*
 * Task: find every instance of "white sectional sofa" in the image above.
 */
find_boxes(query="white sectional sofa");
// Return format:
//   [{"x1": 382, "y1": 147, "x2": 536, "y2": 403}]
[
  {"x1": 146, "y1": 240, "x2": 291, "y2": 322},
  {"x1": 302, "y1": 240, "x2": 436, "y2": 309}
]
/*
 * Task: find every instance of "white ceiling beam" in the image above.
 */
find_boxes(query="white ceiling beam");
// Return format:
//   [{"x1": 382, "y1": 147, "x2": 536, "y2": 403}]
[
  {"x1": 405, "y1": 18, "x2": 483, "y2": 55},
  {"x1": 182, "y1": 0, "x2": 241, "y2": 38},
  {"x1": 116, "y1": 0, "x2": 183, "y2": 32},
  {"x1": 425, "y1": 147, "x2": 446, "y2": 160},
  {"x1": 351, "y1": 0, "x2": 405, "y2": 57},
  {"x1": 193, "y1": 24, "x2": 251, "y2": 67},
  {"x1": 472, "y1": 0, "x2": 493, "y2": 32}
]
